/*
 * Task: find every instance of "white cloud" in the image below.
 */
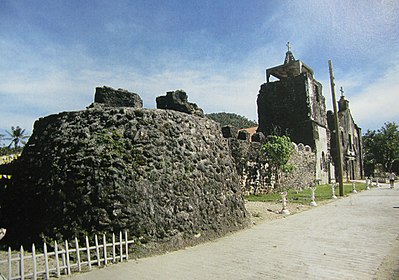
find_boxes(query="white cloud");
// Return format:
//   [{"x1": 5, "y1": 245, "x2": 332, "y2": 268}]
[{"x1": 349, "y1": 63, "x2": 399, "y2": 130}]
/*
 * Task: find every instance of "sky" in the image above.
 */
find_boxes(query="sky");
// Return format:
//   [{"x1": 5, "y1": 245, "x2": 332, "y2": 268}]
[{"x1": 1, "y1": 0, "x2": 399, "y2": 142}]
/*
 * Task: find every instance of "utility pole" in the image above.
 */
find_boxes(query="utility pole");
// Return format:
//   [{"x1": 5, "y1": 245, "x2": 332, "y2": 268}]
[{"x1": 329, "y1": 60, "x2": 344, "y2": 196}]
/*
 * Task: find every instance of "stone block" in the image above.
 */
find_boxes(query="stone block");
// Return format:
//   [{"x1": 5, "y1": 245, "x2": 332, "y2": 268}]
[
  {"x1": 156, "y1": 90, "x2": 204, "y2": 117},
  {"x1": 222, "y1": 126, "x2": 238, "y2": 138},
  {"x1": 94, "y1": 86, "x2": 143, "y2": 108}
]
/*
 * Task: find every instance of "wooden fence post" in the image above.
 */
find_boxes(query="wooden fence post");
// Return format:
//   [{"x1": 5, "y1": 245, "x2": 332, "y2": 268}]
[
  {"x1": 95, "y1": 234, "x2": 100, "y2": 267},
  {"x1": 124, "y1": 231, "x2": 129, "y2": 261},
  {"x1": 8, "y1": 247, "x2": 12, "y2": 280},
  {"x1": 32, "y1": 243, "x2": 37, "y2": 280},
  {"x1": 65, "y1": 241, "x2": 71, "y2": 275},
  {"x1": 20, "y1": 245, "x2": 24, "y2": 280},
  {"x1": 54, "y1": 241, "x2": 60, "y2": 278},
  {"x1": 75, "y1": 237, "x2": 81, "y2": 272},
  {"x1": 119, "y1": 231, "x2": 123, "y2": 261},
  {"x1": 103, "y1": 234, "x2": 107, "y2": 266},
  {"x1": 43, "y1": 243, "x2": 49, "y2": 280},
  {"x1": 112, "y1": 233, "x2": 116, "y2": 263},
  {"x1": 85, "y1": 236, "x2": 91, "y2": 271}
]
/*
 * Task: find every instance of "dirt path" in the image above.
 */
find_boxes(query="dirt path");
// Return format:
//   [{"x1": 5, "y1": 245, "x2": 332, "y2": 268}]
[{"x1": 66, "y1": 185, "x2": 399, "y2": 280}]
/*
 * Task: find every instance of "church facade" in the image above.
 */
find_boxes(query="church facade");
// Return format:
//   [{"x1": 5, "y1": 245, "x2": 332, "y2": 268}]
[{"x1": 257, "y1": 43, "x2": 363, "y2": 183}]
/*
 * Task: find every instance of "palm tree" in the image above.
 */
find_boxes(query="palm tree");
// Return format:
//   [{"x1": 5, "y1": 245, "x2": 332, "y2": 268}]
[{"x1": 6, "y1": 126, "x2": 30, "y2": 152}]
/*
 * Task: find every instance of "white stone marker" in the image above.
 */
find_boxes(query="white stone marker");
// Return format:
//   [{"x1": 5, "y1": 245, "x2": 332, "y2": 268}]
[
  {"x1": 309, "y1": 187, "x2": 317, "y2": 206},
  {"x1": 280, "y1": 191, "x2": 290, "y2": 215},
  {"x1": 331, "y1": 183, "x2": 337, "y2": 199}
]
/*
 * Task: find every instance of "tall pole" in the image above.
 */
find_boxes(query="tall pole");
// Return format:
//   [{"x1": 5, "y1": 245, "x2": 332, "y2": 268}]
[{"x1": 328, "y1": 60, "x2": 344, "y2": 196}]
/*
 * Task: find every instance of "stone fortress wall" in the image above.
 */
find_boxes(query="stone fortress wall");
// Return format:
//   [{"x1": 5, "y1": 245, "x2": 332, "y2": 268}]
[
  {"x1": 0, "y1": 87, "x2": 249, "y2": 250},
  {"x1": 222, "y1": 127, "x2": 316, "y2": 194}
]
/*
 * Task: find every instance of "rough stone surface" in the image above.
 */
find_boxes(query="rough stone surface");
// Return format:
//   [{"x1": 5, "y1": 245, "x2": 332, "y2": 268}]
[
  {"x1": 1, "y1": 107, "x2": 248, "y2": 248},
  {"x1": 221, "y1": 126, "x2": 238, "y2": 139},
  {"x1": 156, "y1": 90, "x2": 204, "y2": 117},
  {"x1": 237, "y1": 130, "x2": 250, "y2": 141},
  {"x1": 228, "y1": 138, "x2": 316, "y2": 194},
  {"x1": 94, "y1": 86, "x2": 143, "y2": 108}
]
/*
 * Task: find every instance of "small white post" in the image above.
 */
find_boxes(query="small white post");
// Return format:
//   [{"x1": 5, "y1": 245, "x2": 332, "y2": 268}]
[
  {"x1": 280, "y1": 191, "x2": 290, "y2": 215},
  {"x1": 32, "y1": 243, "x2": 37, "y2": 280},
  {"x1": 54, "y1": 241, "x2": 60, "y2": 278},
  {"x1": 95, "y1": 234, "x2": 100, "y2": 267},
  {"x1": 366, "y1": 178, "x2": 370, "y2": 190},
  {"x1": 124, "y1": 231, "x2": 129, "y2": 261},
  {"x1": 352, "y1": 181, "x2": 357, "y2": 193},
  {"x1": 119, "y1": 232, "x2": 123, "y2": 261},
  {"x1": 8, "y1": 247, "x2": 12, "y2": 280},
  {"x1": 103, "y1": 234, "x2": 107, "y2": 266},
  {"x1": 20, "y1": 245, "x2": 24, "y2": 280},
  {"x1": 61, "y1": 250, "x2": 66, "y2": 275},
  {"x1": 309, "y1": 187, "x2": 317, "y2": 206},
  {"x1": 65, "y1": 241, "x2": 71, "y2": 275},
  {"x1": 331, "y1": 183, "x2": 337, "y2": 199},
  {"x1": 75, "y1": 237, "x2": 81, "y2": 272},
  {"x1": 43, "y1": 243, "x2": 49, "y2": 280},
  {"x1": 112, "y1": 233, "x2": 116, "y2": 263},
  {"x1": 85, "y1": 236, "x2": 91, "y2": 271}
]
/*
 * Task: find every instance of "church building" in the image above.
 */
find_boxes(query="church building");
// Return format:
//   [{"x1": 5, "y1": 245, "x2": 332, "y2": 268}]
[{"x1": 257, "y1": 43, "x2": 359, "y2": 184}]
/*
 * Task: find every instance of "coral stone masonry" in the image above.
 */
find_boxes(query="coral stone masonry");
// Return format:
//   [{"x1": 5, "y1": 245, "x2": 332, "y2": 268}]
[{"x1": 1, "y1": 87, "x2": 248, "y2": 250}]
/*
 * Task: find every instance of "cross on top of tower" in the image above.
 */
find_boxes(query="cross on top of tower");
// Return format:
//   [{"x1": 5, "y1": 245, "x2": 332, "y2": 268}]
[
  {"x1": 284, "y1": 42, "x2": 295, "y2": 64},
  {"x1": 286, "y1": 42, "x2": 291, "y2": 52}
]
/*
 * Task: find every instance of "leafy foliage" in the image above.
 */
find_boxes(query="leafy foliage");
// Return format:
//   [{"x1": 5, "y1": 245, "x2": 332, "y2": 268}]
[
  {"x1": 206, "y1": 112, "x2": 257, "y2": 129},
  {"x1": 262, "y1": 135, "x2": 294, "y2": 173},
  {"x1": 5, "y1": 126, "x2": 29, "y2": 152},
  {"x1": 363, "y1": 122, "x2": 399, "y2": 175},
  {"x1": 261, "y1": 135, "x2": 294, "y2": 190}
]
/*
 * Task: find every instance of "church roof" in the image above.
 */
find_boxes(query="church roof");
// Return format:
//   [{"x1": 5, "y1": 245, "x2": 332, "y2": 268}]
[{"x1": 266, "y1": 42, "x2": 314, "y2": 82}]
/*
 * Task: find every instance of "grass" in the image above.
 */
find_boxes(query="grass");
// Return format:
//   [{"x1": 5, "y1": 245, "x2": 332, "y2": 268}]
[{"x1": 245, "y1": 182, "x2": 368, "y2": 204}]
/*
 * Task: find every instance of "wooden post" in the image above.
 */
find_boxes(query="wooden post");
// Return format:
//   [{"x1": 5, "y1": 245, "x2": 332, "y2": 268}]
[
  {"x1": 119, "y1": 232, "x2": 123, "y2": 261},
  {"x1": 43, "y1": 243, "x2": 50, "y2": 280},
  {"x1": 124, "y1": 231, "x2": 129, "y2": 261},
  {"x1": 20, "y1": 245, "x2": 24, "y2": 280},
  {"x1": 112, "y1": 233, "x2": 116, "y2": 263},
  {"x1": 54, "y1": 241, "x2": 60, "y2": 278},
  {"x1": 65, "y1": 241, "x2": 71, "y2": 275},
  {"x1": 103, "y1": 234, "x2": 107, "y2": 266},
  {"x1": 32, "y1": 243, "x2": 37, "y2": 280},
  {"x1": 95, "y1": 234, "x2": 100, "y2": 267},
  {"x1": 85, "y1": 236, "x2": 92, "y2": 271},
  {"x1": 329, "y1": 60, "x2": 345, "y2": 196},
  {"x1": 8, "y1": 247, "x2": 12, "y2": 280},
  {"x1": 75, "y1": 237, "x2": 81, "y2": 272}
]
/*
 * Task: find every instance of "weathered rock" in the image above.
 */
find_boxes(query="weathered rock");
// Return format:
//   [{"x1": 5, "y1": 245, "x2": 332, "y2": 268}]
[
  {"x1": 221, "y1": 126, "x2": 238, "y2": 139},
  {"x1": 94, "y1": 86, "x2": 143, "y2": 108},
  {"x1": 156, "y1": 90, "x2": 204, "y2": 117},
  {"x1": 2, "y1": 106, "x2": 248, "y2": 250},
  {"x1": 229, "y1": 138, "x2": 316, "y2": 194},
  {"x1": 237, "y1": 130, "x2": 250, "y2": 141}
]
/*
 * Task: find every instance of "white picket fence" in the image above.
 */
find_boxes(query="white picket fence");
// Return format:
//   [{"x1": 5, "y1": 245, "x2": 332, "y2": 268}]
[{"x1": 0, "y1": 231, "x2": 134, "y2": 280}]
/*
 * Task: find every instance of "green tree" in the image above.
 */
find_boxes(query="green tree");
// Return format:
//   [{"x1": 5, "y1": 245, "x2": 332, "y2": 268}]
[
  {"x1": 262, "y1": 135, "x2": 294, "y2": 190},
  {"x1": 206, "y1": 112, "x2": 257, "y2": 129},
  {"x1": 363, "y1": 122, "x2": 399, "y2": 175},
  {"x1": 6, "y1": 126, "x2": 29, "y2": 153}
]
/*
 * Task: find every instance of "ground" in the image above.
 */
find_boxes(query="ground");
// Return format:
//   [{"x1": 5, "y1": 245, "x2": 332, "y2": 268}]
[{"x1": 245, "y1": 199, "x2": 332, "y2": 225}]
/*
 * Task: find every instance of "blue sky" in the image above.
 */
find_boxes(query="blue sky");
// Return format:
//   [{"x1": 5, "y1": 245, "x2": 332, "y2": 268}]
[{"x1": 1, "y1": 0, "x2": 399, "y2": 141}]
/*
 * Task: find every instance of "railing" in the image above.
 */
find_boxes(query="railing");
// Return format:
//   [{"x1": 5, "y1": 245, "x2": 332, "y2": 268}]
[{"x1": 0, "y1": 231, "x2": 134, "y2": 280}]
